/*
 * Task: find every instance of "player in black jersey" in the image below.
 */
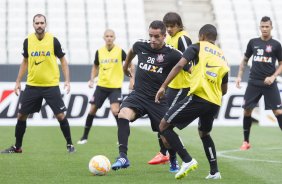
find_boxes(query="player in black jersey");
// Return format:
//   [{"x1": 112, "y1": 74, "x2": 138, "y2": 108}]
[
  {"x1": 148, "y1": 12, "x2": 192, "y2": 167},
  {"x1": 236, "y1": 16, "x2": 282, "y2": 150},
  {"x1": 111, "y1": 20, "x2": 182, "y2": 171}
]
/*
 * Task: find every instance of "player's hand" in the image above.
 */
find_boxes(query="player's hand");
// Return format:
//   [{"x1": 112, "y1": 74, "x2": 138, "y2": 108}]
[
  {"x1": 64, "y1": 82, "x2": 70, "y2": 94},
  {"x1": 123, "y1": 66, "x2": 132, "y2": 77},
  {"x1": 264, "y1": 76, "x2": 275, "y2": 85},
  {"x1": 88, "y1": 80, "x2": 94, "y2": 88},
  {"x1": 155, "y1": 87, "x2": 165, "y2": 103},
  {"x1": 14, "y1": 82, "x2": 21, "y2": 96},
  {"x1": 235, "y1": 77, "x2": 241, "y2": 89}
]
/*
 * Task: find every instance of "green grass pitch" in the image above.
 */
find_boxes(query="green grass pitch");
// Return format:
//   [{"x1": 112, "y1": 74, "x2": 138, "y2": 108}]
[{"x1": 0, "y1": 125, "x2": 281, "y2": 184}]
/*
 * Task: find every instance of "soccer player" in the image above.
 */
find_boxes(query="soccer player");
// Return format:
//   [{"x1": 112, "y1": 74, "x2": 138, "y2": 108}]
[
  {"x1": 77, "y1": 29, "x2": 126, "y2": 144},
  {"x1": 0, "y1": 14, "x2": 75, "y2": 153},
  {"x1": 236, "y1": 16, "x2": 282, "y2": 150},
  {"x1": 155, "y1": 24, "x2": 229, "y2": 180},
  {"x1": 111, "y1": 20, "x2": 182, "y2": 171},
  {"x1": 148, "y1": 12, "x2": 192, "y2": 168}
]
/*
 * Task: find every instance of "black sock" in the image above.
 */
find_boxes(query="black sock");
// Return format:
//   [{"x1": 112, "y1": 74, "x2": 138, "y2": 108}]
[
  {"x1": 15, "y1": 120, "x2": 26, "y2": 149},
  {"x1": 275, "y1": 114, "x2": 282, "y2": 130},
  {"x1": 168, "y1": 149, "x2": 177, "y2": 162},
  {"x1": 158, "y1": 133, "x2": 167, "y2": 155},
  {"x1": 162, "y1": 129, "x2": 192, "y2": 163},
  {"x1": 82, "y1": 114, "x2": 95, "y2": 139},
  {"x1": 201, "y1": 135, "x2": 218, "y2": 174},
  {"x1": 59, "y1": 118, "x2": 73, "y2": 145},
  {"x1": 117, "y1": 118, "x2": 130, "y2": 156},
  {"x1": 243, "y1": 116, "x2": 252, "y2": 142}
]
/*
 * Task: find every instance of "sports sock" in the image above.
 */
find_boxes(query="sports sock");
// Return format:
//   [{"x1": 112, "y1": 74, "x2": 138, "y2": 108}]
[
  {"x1": 82, "y1": 114, "x2": 95, "y2": 139},
  {"x1": 59, "y1": 118, "x2": 73, "y2": 145},
  {"x1": 15, "y1": 120, "x2": 26, "y2": 149},
  {"x1": 158, "y1": 133, "x2": 167, "y2": 155},
  {"x1": 161, "y1": 129, "x2": 192, "y2": 163},
  {"x1": 243, "y1": 116, "x2": 252, "y2": 142},
  {"x1": 168, "y1": 149, "x2": 177, "y2": 162},
  {"x1": 275, "y1": 114, "x2": 282, "y2": 130},
  {"x1": 201, "y1": 135, "x2": 218, "y2": 175},
  {"x1": 117, "y1": 118, "x2": 130, "y2": 156}
]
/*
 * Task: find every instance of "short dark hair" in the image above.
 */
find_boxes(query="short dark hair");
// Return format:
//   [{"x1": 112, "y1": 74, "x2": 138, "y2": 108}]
[
  {"x1": 149, "y1": 20, "x2": 166, "y2": 35},
  {"x1": 163, "y1": 12, "x2": 183, "y2": 29},
  {"x1": 199, "y1": 24, "x2": 217, "y2": 41},
  {"x1": 33, "y1": 14, "x2": 46, "y2": 23},
  {"x1": 261, "y1": 16, "x2": 272, "y2": 25}
]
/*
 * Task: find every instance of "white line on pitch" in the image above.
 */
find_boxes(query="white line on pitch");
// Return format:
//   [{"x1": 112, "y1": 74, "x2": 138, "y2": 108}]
[{"x1": 217, "y1": 148, "x2": 282, "y2": 164}]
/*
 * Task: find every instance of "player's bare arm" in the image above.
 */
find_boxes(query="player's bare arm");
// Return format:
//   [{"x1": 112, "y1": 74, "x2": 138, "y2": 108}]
[
  {"x1": 14, "y1": 57, "x2": 28, "y2": 96},
  {"x1": 123, "y1": 48, "x2": 136, "y2": 77},
  {"x1": 155, "y1": 57, "x2": 188, "y2": 103},
  {"x1": 264, "y1": 61, "x2": 282, "y2": 85},
  {"x1": 60, "y1": 56, "x2": 70, "y2": 94},
  {"x1": 236, "y1": 56, "x2": 248, "y2": 89},
  {"x1": 89, "y1": 64, "x2": 98, "y2": 88}
]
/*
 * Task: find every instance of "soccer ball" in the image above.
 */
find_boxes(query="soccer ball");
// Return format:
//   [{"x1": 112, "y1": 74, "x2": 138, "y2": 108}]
[{"x1": 88, "y1": 155, "x2": 111, "y2": 176}]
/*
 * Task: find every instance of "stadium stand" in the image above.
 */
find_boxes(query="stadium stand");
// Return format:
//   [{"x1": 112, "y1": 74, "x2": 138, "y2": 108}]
[{"x1": 1, "y1": 0, "x2": 282, "y2": 66}]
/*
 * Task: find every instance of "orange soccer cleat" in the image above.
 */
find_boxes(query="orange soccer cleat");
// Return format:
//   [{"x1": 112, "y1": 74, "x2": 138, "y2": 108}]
[
  {"x1": 148, "y1": 152, "x2": 169, "y2": 165},
  {"x1": 240, "y1": 141, "x2": 251, "y2": 150}
]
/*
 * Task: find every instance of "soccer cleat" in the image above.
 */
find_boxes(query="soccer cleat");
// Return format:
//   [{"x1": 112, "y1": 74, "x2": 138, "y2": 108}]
[
  {"x1": 0, "y1": 145, "x2": 22, "y2": 154},
  {"x1": 67, "y1": 144, "x2": 76, "y2": 153},
  {"x1": 148, "y1": 152, "x2": 169, "y2": 165},
  {"x1": 111, "y1": 156, "x2": 130, "y2": 170},
  {"x1": 169, "y1": 158, "x2": 180, "y2": 173},
  {"x1": 77, "y1": 139, "x2": 88, "y2": 145},
  {"x1": 175, "y1": 158, "x2": 198, "y2": 179},
  {"x1": 205, "y1": 172, "x2": 222, "y2": 179},
  {"x1": 240, "y1": 141, "x2": 251, "y2": 150}
]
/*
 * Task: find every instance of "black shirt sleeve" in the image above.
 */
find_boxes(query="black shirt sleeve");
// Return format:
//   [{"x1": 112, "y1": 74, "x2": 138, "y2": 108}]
[
  {"x1": 94, "y1": 50, "x2": 99, "y2": 65},
  {"x1": 22, "y1": 38, "x2": 28, "y2": 58},
  {"x1": 222, "y1": 72, "x2": 229, "y2": 84},
  {"x1": 122, "y1": 49, "x2": 127, "y2": 61},
  {"x1": 244, "y1": 39, "x2": 253, "y2": 59},
  {"x1": 178, "y1": 35, "x2": 192, "y2": 52},
  {"x1": 182, "y1": 43, "x2": 200, "y2": 64},
  {"x1": 275, "y1": 42, "x2": 282, "y2": 61},
  {"x1": 54, "y1": 37, "x2": 65, "y2": 58}
]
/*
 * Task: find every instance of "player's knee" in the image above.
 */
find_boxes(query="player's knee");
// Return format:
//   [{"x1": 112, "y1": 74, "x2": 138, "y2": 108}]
[
  {"x1": 17, "y1": 113, "x2": 28, "y2": 121},
  {"x1": 244, "y1": 109, "x2": 253, "y2": 116},
  {"x1": 159, "y1": 118, "x2": 169, "y2": 132},
  {"x1": 198, "y1": 130, "x2": 210, "y2": 139},
  {"x1": 55, "y1": 113, "x2": 65, "y2": 121}
]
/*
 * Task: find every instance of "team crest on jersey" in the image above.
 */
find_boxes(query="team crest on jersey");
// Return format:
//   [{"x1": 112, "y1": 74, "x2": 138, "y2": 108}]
[
  {"x1": 156, "y1": 54, "x2": 164, "y2": 63},
  {"x1": 265, "y1": 45, "x2": 272, "y2": 53}
]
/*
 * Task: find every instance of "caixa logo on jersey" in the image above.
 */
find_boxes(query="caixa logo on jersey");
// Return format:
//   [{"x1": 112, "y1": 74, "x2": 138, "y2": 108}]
[{"x1": 0, "y1": 88, "x2": 127, "y2": 119}]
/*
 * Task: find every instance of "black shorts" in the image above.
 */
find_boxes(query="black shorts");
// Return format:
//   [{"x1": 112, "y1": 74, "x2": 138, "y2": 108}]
[
  {"x1": 164, "y1": 95, "x2": 219, "y2": 132},
  {"x1": 243, "y1": 81, "x2": 282, "y2": 110},
  {"x1": 19, "y1": 85, "x2": 66, "y2": 115},
  {"x1": 90, "y1": 86, "x2": 122, "y2": 108},
  {"x1": 120, "y1": 91, "x2": 169, "y2": 132},
  {"x1": 166, "y1": 87, "x2": 189, "y2": 108}
]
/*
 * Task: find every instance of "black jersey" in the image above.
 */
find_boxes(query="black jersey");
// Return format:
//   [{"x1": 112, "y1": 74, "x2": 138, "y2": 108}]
[
  {"x1": 245, "y1": 37, "x2": 282, "y2": 80},
  {"x1": 133, "y1": 40, "x2": 182, "y2": 99}
]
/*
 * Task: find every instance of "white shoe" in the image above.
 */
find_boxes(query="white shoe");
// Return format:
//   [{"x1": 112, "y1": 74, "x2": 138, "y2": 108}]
[
  {"x1": 175, "y1": 158, "x2": 198, "y2": 179},
  {"x1": 205, "y1": 172, "x2": 221, "y2": 179},
  {"x1": 77, "y1": 139, "x2": 87, "y2": 144}
]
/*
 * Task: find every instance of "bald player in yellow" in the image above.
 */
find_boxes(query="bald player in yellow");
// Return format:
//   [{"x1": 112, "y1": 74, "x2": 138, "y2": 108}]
[
  {"x1": 148, "y1": 12, "x2": 192, "y2": 169},
  {"x1": 1, "y1": 14, "x2": 75, "y2": 154},
  {"x1": 77, "y1": 29, "x2": 126, "y2": 144}
]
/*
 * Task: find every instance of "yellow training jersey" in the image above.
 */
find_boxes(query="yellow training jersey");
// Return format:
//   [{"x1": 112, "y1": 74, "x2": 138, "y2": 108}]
[
  {"x1": 188, "y1": 41, "x2": 229, "y2": 106},
  {"x1": 27, "y1": 32, "x2": 60, "y2": 86},
  {"x1": 97, "y1": 45, "x2": 124, "y2": 88},
  {"x1": 166, "y1": 31, "x2": 190, "y2": 89}
]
